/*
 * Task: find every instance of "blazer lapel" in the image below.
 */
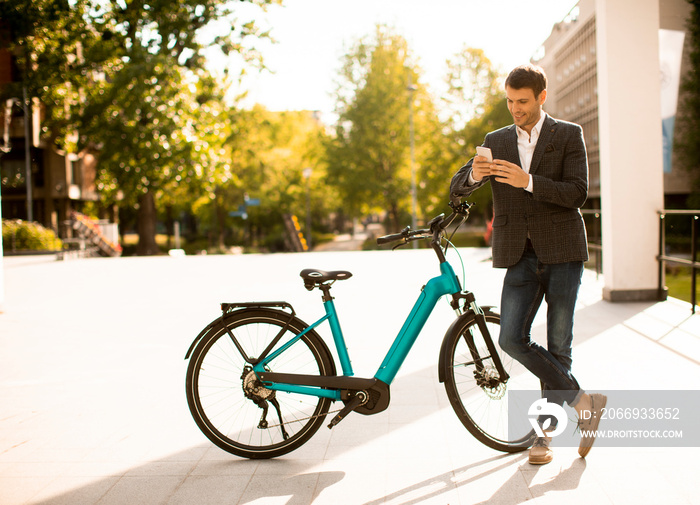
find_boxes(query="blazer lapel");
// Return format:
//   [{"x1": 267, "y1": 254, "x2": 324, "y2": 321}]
[
  {"x1": 529, "y1": 115, "x2": 557, "y2": 174},
  {"x1": 503, "y1": 125, "x2": 519, "y2": 165}
]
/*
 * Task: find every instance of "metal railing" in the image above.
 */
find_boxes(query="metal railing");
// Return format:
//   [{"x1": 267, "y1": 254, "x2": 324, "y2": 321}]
[
  {"x1": 582, "y1": 209, "x2": 699, "y2": 314},
  {"x1": 658, "y1": 210, "x2": 700, "y2": 314},
  {"x1": 581, "y1": 209, "x2": 602, "y2": 276}
]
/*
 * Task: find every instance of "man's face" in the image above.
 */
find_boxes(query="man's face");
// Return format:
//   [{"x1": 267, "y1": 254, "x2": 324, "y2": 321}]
[{"x1": 506, "y1": 86, "x2": 547, "y2": 133}]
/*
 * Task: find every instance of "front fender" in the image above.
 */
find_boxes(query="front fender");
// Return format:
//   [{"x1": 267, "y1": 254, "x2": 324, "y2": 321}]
[{"x1": 437, "y1": 306, "x2": 497, "y2": 383}]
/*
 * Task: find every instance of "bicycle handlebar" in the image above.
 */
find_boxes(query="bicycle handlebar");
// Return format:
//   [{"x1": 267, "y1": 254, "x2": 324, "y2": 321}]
[
  {"x1": 376, "y1": 225, "x2": 430, "y2": 245},
  {"x1": 376, "y1": 201, "x2": 472, "y2": 247}
]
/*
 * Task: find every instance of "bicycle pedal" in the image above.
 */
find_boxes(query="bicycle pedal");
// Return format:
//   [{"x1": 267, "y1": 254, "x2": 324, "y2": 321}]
[{"x1": 327, "y1": 391, "x2": 367, "y2": 429}]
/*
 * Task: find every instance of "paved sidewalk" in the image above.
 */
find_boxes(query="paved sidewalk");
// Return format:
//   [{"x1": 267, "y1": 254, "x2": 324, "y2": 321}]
[{"x1": 1, "y1": 249, "x2": 699, "y2": 505}]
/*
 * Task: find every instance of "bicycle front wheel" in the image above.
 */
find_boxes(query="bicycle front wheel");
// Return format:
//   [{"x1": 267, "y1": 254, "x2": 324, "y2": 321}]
[
  {"x1": 442, "y1": 312, "x2": 537, "y2": 452},
  {"x1": 186, "y1": 308, "x2": 336, "y2": 459}
]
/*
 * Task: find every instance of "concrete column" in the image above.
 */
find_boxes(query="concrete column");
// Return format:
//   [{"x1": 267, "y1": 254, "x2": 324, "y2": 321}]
[{"x1": 596, "y1": 0, "x2": 667, "y2": 302}]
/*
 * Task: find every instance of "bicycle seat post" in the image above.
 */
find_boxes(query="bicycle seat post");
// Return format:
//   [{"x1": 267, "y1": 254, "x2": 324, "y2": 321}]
[
  {"x1": 319, "y1": 283, "x2": 333, "y2": 303},
  {"x1": 319, "y1": 282, "x2": 355, "y2": 377}
]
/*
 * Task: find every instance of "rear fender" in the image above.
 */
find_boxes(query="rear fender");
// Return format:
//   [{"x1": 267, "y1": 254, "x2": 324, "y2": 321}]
[{"x1": 184, "y1": 305, "x2": 295, "y2": 360}]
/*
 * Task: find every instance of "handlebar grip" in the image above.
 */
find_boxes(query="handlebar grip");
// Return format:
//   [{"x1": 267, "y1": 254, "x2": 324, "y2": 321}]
[
  {"x1": 377, "y1": 226, "x2": 410, "y2": 245},
  {"x1": 376, "y1": 232, "x2": 405, "y2": 245}
]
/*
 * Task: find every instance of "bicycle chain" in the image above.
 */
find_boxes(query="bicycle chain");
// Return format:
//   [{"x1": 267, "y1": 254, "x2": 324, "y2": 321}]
[{"x1": 262, "y1": 407, "x2": 344, "y2": 430}]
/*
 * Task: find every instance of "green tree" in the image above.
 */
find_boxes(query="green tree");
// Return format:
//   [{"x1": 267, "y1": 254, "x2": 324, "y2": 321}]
[
  {"x1": 249, "y1": 109, "x2": 333, "y2": 251},
  {"x1": 443, "y1": 47, "x2": 503, "y2": 131},
  {"x1": 327, "y1": 26, "x2": 439, "y2": 232},
  {"x1": 426, "y1": 46, "x2": 510, "y2": 223},
  {"x1": 190, "y1": 106, "x2": 332, "y2": 252},
  {"x1": 676, "y1": 0, "x2": 700, "y2": 206},
  {"x1": 1, "y1": 0, "x2": 279, "y2": 254},
  {"x1": 0, "y1": 0, "x2": 97, "y2": 147},
  {"x1": 80, "y1": 0, "x2": 278, "y2": 254}
]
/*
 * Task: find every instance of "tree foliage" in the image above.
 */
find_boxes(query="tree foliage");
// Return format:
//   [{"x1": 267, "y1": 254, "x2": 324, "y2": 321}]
[
  {"x1": 676, "y1": 0, "x2": 700, "y2": 205},
  {"x1": 189, "y1": 106, "x2": 332, "y2": 252},
  {"x1": 2, "y1": 4, "x2": 513, "y2": 251},
  {"x1": 327, "y1": 26, "x2": 443, "y2": 231},
  {"x1": 443, "y1": 47, "x2": 503, "y2": 131},
  {"x1": 417, "y1": 48, "x2": 509, "y2": 221},
  {"x1": 1, "y1": 0, "x2": 278, "y2": 254},
  {"x1": 326, "y1": 31, "x2": 510, "y2": 231}
]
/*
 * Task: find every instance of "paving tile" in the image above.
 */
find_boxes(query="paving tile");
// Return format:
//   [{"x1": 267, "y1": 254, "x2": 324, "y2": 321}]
[
  {"x1": 521, "y1": 456, "x2": 613, "y2": 505},
  {"x1": 679, "y1": 313, "x2": 700, "y2": 336},
  {"x1": 382, "y1": 459, "x2": 463, "y2": 505},
  {"x1": 27, "y1": 476, "x2": 120, "y2": 505},
  {"x1": 0, "y1": 477, "x2": 56, "y2": 505},
  {"x1": 655, "y1": 458, "x2": 700, "y2": 505},
  {"x1": 122, "y1": 460, "x2": 197, "y2": 477},
  {"x1": 2, "y1": 253, "x2": 700, "y2": 505},
  {"x1": 592, "y1": 464, "x2": 691, "y2": 505},
  {"x1": 190, "y1": 458, "x2": 260, "y2": 476},
  {"x1": 453, "y1": 458, "x2": 533, "y2": 505},
  {"x1": 238, "y1": 472, "x2": 320, "y2": 505},
  {"x1": 312, "y1": 469, "x2": 383, "y2": 505},
  {"x1": 660, "y1": 328, "x2": 700, "y2": 363},
  {"x1": 644, "y1": 298, "x2": 695, "y2": 327},
  {"x1": 94, "y1": 476, "x2": 184, "y2": 505},
  {"x1": 166, "y1": 475, "x2": 251, "y2": 505},
  {"x1": 623, "y1": 312, "x2": 673, "y2": 341}
]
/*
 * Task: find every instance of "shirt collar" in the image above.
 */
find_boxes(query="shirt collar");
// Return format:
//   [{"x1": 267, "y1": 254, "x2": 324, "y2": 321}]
[{"x1": 516, "y1": 112, "x2": 547, "y2": 140}]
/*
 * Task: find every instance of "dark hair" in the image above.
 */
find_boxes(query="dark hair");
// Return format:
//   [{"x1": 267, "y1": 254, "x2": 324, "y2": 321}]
[{"x1": 505, "y1": 64, "x2": 548, "y2": 98}]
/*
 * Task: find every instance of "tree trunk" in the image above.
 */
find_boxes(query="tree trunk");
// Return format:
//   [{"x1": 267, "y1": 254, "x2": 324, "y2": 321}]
[
  {"x1": 389, "y1": 203, "x2": 401, "y2": 233},
  {"x1": 136, "y1": 190, "x2": 159, "y2": 256},
  {"x1": 165, "y1": 205, "x2": 173, "y2": 250},
  {"x1": 215, "y1": 188, "x2": 225, "y2": 250}
]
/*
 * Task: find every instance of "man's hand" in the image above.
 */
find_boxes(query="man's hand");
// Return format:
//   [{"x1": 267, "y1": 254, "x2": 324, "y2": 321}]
[
  {"x1": 490, "y1": 160, "x2": 529, "y2": 188},
  {"x1": 470, "y1": 155, "x2": 493, "y2": 182}
]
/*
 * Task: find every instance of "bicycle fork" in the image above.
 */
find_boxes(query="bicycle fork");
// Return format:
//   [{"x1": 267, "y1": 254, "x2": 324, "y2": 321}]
[{"x1": 450, "y1": 291, "x2": 509, "y2": 385}]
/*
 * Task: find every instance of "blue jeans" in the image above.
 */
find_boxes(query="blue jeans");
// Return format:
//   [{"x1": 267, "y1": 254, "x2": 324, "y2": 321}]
[{"x1": 499, "y1": 247, "x2": 585, "y2": 410}]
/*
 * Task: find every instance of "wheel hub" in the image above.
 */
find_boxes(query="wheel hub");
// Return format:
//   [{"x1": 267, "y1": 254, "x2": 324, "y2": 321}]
[
  {"x1": 474, "y1": 366, "x2": 506, "y2": 399},
  {"x1": 241, "y1": 366, "x2": 274, "y2": 401}
]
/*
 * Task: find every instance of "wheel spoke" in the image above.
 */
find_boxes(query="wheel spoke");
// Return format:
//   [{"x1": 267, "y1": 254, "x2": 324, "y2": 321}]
[
  {"x1": 444, "y1": 313, "x2": 538, "y2": 452},
  {"x1": 186, "y1": 310, "x2": 334, "y2": 458}
]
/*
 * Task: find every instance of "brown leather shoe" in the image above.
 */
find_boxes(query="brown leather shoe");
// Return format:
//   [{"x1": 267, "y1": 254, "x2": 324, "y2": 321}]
[
  {"x1": 529, "y1": 435, "x2": 553, "y2": 465},
  {"x1": 578, "y1": 393, "x2": 608, "y2": 458}
]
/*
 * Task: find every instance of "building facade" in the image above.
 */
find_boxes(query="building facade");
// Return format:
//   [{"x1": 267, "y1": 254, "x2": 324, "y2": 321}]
[
  {"x1": 0, "y1": 42, "x2": 99, "y2": 233},
  {"x1": 533, "y1": 0, "x2": 693, "y2": 207}
]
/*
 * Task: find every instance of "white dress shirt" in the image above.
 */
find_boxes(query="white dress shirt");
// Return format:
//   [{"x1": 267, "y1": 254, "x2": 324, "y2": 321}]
[
  {"x1": 516, "y1": 112, "x2": 547, "y2": 193},
  {"x1": 469, "y1": 112, "x2": 547, "y2": 193}
]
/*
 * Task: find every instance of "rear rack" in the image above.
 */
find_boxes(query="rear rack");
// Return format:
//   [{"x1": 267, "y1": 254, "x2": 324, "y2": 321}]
[{"x1": 221, "y1": 302, "x2": 295, "y2": 315}]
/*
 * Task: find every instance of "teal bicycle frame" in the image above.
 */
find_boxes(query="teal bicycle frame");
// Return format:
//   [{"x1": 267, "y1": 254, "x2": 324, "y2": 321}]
[{"x1": 252, "y1": 260, "x2": 462, "y2": 400}]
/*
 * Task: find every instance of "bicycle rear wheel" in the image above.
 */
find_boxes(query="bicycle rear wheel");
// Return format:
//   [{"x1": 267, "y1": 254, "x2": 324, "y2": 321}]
[
  {"x1": 442, "y1": 312, "x2": 537, "y2": 452},
  {"x1": 186, "y1": 308, "x2": 336, "y2": 459}
]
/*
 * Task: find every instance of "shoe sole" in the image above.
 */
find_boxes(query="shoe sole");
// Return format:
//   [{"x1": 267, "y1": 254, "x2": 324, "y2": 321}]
[{"x1": 528, "y1": 455, "x2": 553, "y2": 465}]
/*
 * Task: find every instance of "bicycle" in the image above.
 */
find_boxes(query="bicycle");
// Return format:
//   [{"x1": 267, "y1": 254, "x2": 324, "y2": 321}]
[{"x1": 184, "y1": 201, "x2": 537, "y2": 459}]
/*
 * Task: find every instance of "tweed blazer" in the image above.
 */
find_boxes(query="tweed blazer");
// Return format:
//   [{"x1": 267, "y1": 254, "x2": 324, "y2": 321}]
[{"x1": 450, "y1": 115, "x2": 589, "y2": 268}]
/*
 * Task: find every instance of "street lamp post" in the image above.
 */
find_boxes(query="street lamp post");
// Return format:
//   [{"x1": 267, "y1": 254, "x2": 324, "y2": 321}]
[
  {"x1": 407, "y1": 74, "x2": 418, "y2": 248},
  {"x1": 303, "y1": 167, "x2": 312, "y2": 250}
]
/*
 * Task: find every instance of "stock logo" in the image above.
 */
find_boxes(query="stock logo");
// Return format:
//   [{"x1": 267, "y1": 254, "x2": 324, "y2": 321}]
[{"x1": 528, "y1": 398, "x2": 568, "y2": 437}]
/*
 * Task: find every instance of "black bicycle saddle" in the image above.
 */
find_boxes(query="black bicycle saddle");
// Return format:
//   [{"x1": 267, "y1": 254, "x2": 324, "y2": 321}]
[{"x1": 300, "y1": 269, "x2": 353, "y2": 287}]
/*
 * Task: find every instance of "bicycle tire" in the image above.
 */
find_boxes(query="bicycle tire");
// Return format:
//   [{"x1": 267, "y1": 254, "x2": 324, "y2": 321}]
[
  {"x1": 186, "y1": 308, "x2": 336, "y2": 459},
  {"x1": 441, "y1": 311, "x2": 537, "y2": 452}
]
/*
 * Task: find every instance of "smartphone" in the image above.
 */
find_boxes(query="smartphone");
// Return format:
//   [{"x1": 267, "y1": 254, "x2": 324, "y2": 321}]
[{"x1": 476, "y1": 146, "x2": 493, "y2": 162}]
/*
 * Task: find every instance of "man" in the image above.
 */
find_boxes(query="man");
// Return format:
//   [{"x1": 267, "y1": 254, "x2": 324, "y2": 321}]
[{"x1": 450, "y1": 64, "x2": 606, "y2": 465}]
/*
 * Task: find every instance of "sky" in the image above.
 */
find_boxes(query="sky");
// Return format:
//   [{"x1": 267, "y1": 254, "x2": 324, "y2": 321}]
[{"x1": 213, "y1": 0, "x2": 580, "y2": 122}]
